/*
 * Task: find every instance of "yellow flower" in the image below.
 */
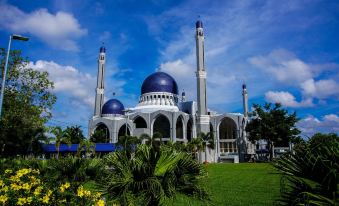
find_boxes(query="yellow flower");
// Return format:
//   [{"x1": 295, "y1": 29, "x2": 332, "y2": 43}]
[
  {"x1": 0, "y1": 180, "x2": 4, "y2": 187},
  {"x1": 60, "y1": 182, "x2": 70, "y2": 192},
  {"x1": 0, "y1": 195, "x2": 8, "y2": 204},
  {"x1": 41, "y1": 195, "x2": 50, "y2": 203},
  {"x1": 22, "y1": 183, "x2": 31, "y2": 190},
  {"x1": 40, "y1": 189, "x2": 52, "y2": 203},
  {"x1": 10, "y1": 183, "x2": 21, "y2": 191},
  {"x1": 47, "y1": 189, "x2": 53, "y2": 196},
  {"x1": 17, "y1": 197, "x2": 27, "y2": 205},
  {"x1": 77, "y1": 185, "x2": 84, "y2": 197},
  {"x1": 64, "y1": 182, "x2": 70, "y2": 189},
  {"x1": 94, "y1": 192, "x2": 102, "y2": 199},
  {"x1": 9, "y1": 175, "x2": 19, "y2": 182},
  {"x1": 27, "y1": 197, "x2": 33, "y2": 203},
  {"x1": 84, "y1": 190, "x2": 91, "y2": 197},
  {"x1": 95, "y1": 199, "x2": 105, "y2": 206},
  {"x1": 0, "y1": 186, "x2": 8, "y2": 192},
  {"x1": 4, "y1": 169, "x2": 12, "y2": 174},
  {"x1": 34, "y1": 186, "x2": 43, "y2": 196}
]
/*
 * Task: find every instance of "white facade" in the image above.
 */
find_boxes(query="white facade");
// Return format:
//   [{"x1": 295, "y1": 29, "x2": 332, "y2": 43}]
[{"x1": 88, "y1": 21, "x2": 255, "y2": 163}]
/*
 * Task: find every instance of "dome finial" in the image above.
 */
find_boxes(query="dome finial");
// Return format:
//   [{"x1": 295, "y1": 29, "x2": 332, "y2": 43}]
[
  {"x1": 196, "y1": 16, "x2": 203, "y2": 28},
  {"x1": 100, "y1": 42, "x2": 106, "y2": 53}
]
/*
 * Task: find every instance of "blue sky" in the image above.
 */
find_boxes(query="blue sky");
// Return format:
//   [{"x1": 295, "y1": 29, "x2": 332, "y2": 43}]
[{"x1": 0, "y1": 0, "x2": 338, "y2": 137}]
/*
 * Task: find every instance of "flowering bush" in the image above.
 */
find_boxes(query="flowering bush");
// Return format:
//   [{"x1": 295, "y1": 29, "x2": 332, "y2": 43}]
[{"x1": 0, "y1": 168, "x2": 106, "y2": 206}]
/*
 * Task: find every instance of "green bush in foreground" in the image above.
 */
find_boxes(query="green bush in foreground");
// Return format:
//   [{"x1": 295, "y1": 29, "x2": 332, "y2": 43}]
[
  {"x1": 101, "y1": 143, "x2": 209, "y2": 206},
  {"x1": 274, "y1": 133, "x2": 339, "y2": 205}
]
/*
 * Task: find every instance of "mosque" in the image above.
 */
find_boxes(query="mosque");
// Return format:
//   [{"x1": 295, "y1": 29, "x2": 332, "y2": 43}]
[{"x1": 88, "y1": 20, "x2": 255, "y2": 163}]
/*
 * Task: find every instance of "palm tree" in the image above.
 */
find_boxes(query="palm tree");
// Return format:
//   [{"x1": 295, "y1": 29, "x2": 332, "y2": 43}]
[
  {"x1": 51, "y1": 126, "x2": 71, "y2": 158},
  {"x1": 198, "y1": 132, "x2": 215, "y2": 163},
  {"x1": 63, "y1": 125, "x2": 85, "y2": 144},
  {"x1": 101, "y1": 143, "x2": 209, "y2": 206},
  {"x1": 187, "y1": 137, "x2": 203, "y2": 161}
]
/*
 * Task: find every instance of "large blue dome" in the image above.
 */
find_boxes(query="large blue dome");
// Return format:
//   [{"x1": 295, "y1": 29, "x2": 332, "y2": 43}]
[
  {"x1": 102, "y1": 99, "x2": 125, "y2": 115},
  {"x1": 141, "y1": 72, "x2": 178, "y2": 95}
]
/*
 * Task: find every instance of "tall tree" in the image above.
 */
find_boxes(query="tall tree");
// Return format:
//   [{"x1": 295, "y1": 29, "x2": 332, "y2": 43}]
[
  {"x1": 246, "y1": 103, "x2": 300, "y2": 161},
  {"x1": 63, "y1": 125, "x2": 85, "y2": 144},
  {"x1": 0, "y1": 49, "x2": 56, "y2": 156},
  {"x1": 51, "y1": 126, "x2": 71, "y2": 158}
]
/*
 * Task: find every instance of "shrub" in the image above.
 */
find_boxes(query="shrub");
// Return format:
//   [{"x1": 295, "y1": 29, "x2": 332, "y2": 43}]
[
  {"x1": 0, "y1": 168, "x2": 105, "y2": 205},
  {"x1": 274, "y1": 133, "x2": 339, "y2": 205}
]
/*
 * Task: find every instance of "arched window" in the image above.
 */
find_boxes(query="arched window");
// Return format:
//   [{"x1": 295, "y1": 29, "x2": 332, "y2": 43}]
[
  {"x1": 219, "y1": 117, "x2": 238, "y2": 154},
  {"x1": 176, "y1": 116, "x2": 184, "y2": 139},
  {"x1": 134, "y1": 116, "x2": 147, "y2": 128},
  {"x1": 153, "y1": 114, "x2": 170, "y2": 138},
  {"x1": 118, "y1": 124, "x2": 130, "y2": 139},
  {"x1": 219, "y1": 117, "x2": 237, "y2": 139},
  {"x1": 187, "y1": 119, "x2": 193, "y2": 141},
  {"x1": 91, "y1": 123, "x2": 109, "y2": 143}
]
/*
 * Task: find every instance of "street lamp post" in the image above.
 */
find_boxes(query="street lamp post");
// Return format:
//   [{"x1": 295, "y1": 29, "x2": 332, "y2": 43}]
[{"x1": 0, "y1": 34, "x2": 29, "y2": 118}]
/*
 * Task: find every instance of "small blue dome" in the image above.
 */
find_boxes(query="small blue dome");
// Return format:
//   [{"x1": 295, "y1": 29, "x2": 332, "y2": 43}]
[
  {"x1": 100, "y1": 46, "x2": 106, "y2": 53},
  {"x1": 141, "y1": 72, "x2": 178, "y2": 95},
  {"x1": 196, "y1": 20, "x2": 203, "y2": 28},
  {"x1": 102, "y1": 99, "x2": 124, "y2": 115}
]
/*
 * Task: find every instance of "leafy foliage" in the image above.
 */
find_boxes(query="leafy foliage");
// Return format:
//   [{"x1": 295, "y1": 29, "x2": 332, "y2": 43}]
[
  {"x1": 100, "y1": 143, "x2": 209, "y2": 205},
  {"x1": 63, "y1": 125, "x2": 85, "y2": 144},
  {"x1": 246, "y1": 103, "x2": 300, "y2": 160},
  {"x1": 274, "y1": 133, "x2": 339, "y2": 205},
  {"x1": 90, "y1": 126, "x2": 109, "y2": 143},
  {"x1": 0, "y1": 49, "x2": 56, "y2": 156}
]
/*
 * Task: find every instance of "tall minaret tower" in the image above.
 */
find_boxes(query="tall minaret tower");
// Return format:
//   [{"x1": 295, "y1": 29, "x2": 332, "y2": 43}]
[
  {"x1": 94, "y1": 46, "x2": 106, "y2": 116},
  {"x1": 195, "y1": 20, "x2": 210, "y2": 134},
  {"x1": 242, "y1": 84, "x2": 248, "y2": 118}
]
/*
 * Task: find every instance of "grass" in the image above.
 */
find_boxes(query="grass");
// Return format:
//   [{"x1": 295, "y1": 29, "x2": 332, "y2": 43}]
[{"x1": 173, "y1": 163, "x2": 281, "y2": 206}]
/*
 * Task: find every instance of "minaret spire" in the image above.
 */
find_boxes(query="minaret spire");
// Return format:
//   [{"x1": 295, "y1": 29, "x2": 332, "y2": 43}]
[
  {"x1": 94, "y1": 45, "x2": 106, "y2": 116},
  {"x1": 242, "y1": 84, "x2": 248, "y2": 118},
  {"x1": 195, "y1": 19, "x2": 209, "y2": 134}
]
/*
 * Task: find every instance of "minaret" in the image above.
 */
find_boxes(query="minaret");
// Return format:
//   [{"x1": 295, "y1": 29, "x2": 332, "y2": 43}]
[
  {"x1": 242, "y1": 84, "x2": 248, "y2": 118},
  {"x1": 195, "y1": 20, "x2": 210, "y2": 134},
  {"x1": 94, "y1": 46, "x2": 106, "y2": 116},
  {"x1": 181, "y1": 90, "x2": 186, "y2": 102}
]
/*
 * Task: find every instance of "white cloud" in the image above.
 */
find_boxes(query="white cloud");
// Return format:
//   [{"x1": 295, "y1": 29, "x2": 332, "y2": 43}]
[
  {"x1": 160, "y1": 59, "x2": 195, "y2": 99},
  {"x1": 29, "y1": 60, "x2": 127, "y2": 108},
  {"x1": 142, "y1": 0, "x2": 329, "y2": 111},
  {"x1": 301, "y1": 79, "x2": 339, "y2": 99},
  {"x1": 249, "y1": 49, "x2": 313, "y2": 85},
  {"x1": 29, "y1": 60, "x2": 96, "y2": 106},
  {"x1": 297, "y1": 114, "x2": 339, "y2": 137},
  {"x1": 265, "y1": 91, "x2": 313, "y2": 108},
  {"x1": 249, "y1": 49, "x2": 339, "y2": 106},
  {"x1": 160, "y1": 58, "x2": 239, "y2": 106},
  {"x1": 0, "y1": 3, "x2": 87, "y2": 51}
]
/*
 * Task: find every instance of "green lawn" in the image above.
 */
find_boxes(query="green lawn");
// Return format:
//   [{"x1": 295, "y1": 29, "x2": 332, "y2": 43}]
[{"x1": 174, "y1": 163, "x2": 281, "y2": 206}]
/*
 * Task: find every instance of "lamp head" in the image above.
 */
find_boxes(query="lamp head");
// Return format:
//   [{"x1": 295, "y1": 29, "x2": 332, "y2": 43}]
[{"x1": 12, "y1": 34, "x2": 29, "y2": 41}]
